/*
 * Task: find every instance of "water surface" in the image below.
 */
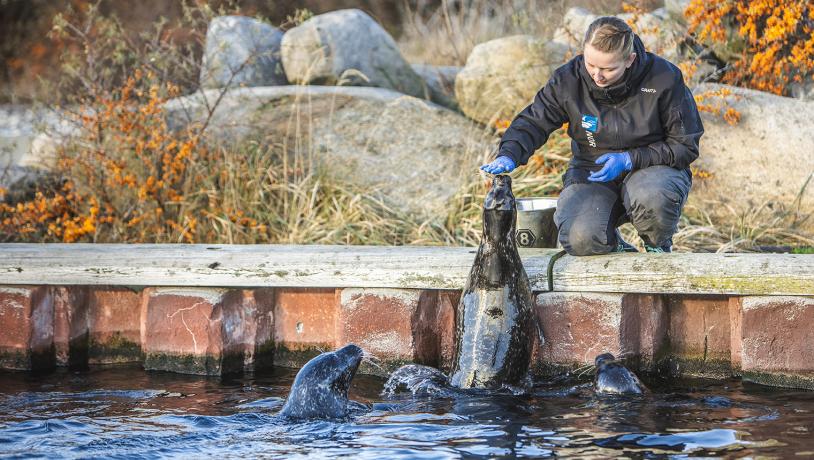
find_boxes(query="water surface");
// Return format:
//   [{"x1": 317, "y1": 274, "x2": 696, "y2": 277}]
[{"x1": 1, "y1": 366, "x2": 813, "y2": 458}]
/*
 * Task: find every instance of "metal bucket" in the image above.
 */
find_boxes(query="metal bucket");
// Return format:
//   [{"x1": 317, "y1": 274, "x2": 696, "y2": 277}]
[{"x1": 515, "y1": 197, "x2": 559, "y2": 248}]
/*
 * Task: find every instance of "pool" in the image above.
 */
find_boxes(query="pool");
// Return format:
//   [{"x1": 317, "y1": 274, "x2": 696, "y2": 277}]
[{"x1": 1, "y1": 366, "x2": 813, "y2": 458}]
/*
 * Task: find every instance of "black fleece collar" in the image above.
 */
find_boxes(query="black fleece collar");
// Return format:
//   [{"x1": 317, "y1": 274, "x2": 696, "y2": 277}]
[{"x1": 578, "y1": 34, "x2": 653, "y2": 105}]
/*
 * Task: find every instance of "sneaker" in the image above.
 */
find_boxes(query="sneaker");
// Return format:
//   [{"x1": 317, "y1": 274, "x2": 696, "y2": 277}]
[
  {"x1": 645, "y1": 245, "x2": 672, "y2": 253},
  {"x1": 613, "y1": 229, "x2": 639, "y2": 253}
]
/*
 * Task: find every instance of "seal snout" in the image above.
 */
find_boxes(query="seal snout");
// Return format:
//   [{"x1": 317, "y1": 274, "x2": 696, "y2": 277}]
[
  {"x1": 595, "y1": 353, "x2": 615, "y2": 367},
  {"x1": 484, "y1": 175, "x2": 516, "y2": 211}
]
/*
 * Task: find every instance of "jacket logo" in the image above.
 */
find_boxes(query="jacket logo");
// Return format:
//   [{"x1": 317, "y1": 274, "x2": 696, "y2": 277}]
[
  {"x1": 581, "y1": 114, "x2": 598, "y2": 147},
  {"x1": 580, "y1": 114, "x2": 598, "y2": 132},
  {"x1": 641, "y1": 87, "x2": 657, "y2": 93}
]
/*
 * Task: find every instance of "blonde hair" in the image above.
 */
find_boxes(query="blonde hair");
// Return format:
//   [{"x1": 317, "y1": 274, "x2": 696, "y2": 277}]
[{"x1": 583, "y1": 17, "x2": 634, "y2": 57}]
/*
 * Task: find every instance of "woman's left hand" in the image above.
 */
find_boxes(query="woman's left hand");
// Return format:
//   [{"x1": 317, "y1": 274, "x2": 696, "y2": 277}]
[{"x1": 588, "y1": 152, "x2": 633, "y2": 182}]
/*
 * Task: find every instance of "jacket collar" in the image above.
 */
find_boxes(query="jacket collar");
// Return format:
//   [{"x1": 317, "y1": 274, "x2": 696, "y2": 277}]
[{"x1": 577, "y1": 34, "x2": 653, "y2": 105}]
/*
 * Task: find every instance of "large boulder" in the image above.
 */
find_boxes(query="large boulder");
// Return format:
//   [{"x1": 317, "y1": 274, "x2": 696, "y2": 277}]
[
  {"x1": 0, "y1": 105, "x2": 75, "y2": 196},
  {"x1": 561, "y1": 7, "x2": 685, "y2": 62},
  {"x1": 199, "y1": 16, "x2": 287, "y2": 89},
  {"x1": 164, "y1": 86, "x2": 492, "y2": 217},
  {"x1": 281, "y1": 9, "x2": 426, "y2": 99},
  {"x1": 411, "y1": 64, "x2": 460, "y2": 110},
  {"x1": 689, "y1": 84, "x2": 814, "y2": 232},
  {"x1": 455, "y1": 35, "x2": 569, "y2": 126}
]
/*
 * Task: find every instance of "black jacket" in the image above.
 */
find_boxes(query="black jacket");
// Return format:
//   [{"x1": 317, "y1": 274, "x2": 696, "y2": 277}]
[{"x1": 499, "y1": 35, "x2": 703, "y2": 172}]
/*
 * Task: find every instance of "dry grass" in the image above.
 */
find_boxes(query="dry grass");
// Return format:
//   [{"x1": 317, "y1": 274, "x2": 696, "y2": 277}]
[{"x1": 2, "y1": 0, "x2": 812, "y2": 253}]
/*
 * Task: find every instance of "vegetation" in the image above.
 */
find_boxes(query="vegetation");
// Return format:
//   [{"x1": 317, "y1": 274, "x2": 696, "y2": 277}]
[
  {"x1": 685, "y1": 0, "x2": 813, "y2": 96},
  {"x1": 1, "y1": 0, "x2": 812, "y2": 253}
]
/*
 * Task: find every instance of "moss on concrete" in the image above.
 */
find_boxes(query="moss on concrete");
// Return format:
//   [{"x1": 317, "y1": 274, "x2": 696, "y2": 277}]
[
  {"x1": 0, "y1": 349, "x2": 31, "y2": 371},
  {"x1": 664, "y1": 355, "x2": 735, "y2": 380},
  {"x1": 687, "y1": 275, "x2": 813, "y2": 295},
  {"x1": 743, "y1": 370, "x2": 814, "y2": 390},
  {"x1": 144, "y1": 352, "x2": 221, "y2": 376},
  {"x1": 88, "y1": 333, "x2": 142, "y2": 364}
]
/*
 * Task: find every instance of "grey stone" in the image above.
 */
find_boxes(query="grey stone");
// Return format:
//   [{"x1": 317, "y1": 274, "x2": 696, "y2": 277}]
[
  {"x1": 280, "y1": 9, "x2": 425, "y2": 98},
  {"x1": 690, "y1": 83, "x2": 814, "y2": 232},
  {"x1": 164, "y1": 86, "x2": 492, "y2": 217},
  {"x1": 200, "y1": 16, "x2": 287, "y2": 89},
  {"x1": 562, "y1": 6, "x2": 685, "y2": 62},
  {"x1": 411, "y1": 64, "x2": 460, "y2": 110},
  {"x1": 455, "y1": 35, "x2": 569, "y2": 126}
]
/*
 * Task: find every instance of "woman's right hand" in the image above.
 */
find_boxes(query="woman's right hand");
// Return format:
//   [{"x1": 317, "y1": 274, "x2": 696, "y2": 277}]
[{"x1": 479, "y1": 156, "x2": 516, "y2": 174}]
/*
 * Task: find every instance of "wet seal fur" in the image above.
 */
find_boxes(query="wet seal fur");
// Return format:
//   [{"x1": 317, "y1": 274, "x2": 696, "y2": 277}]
[
  {"x1": 279, "y1": 344, "x2": 364, "y2": 420},
  {"x1": 450, "y1": 175, "x2": 537, "y2": 389},
  {"x1": 594, "y1": 353, "x2": 646, "y2": 395}
]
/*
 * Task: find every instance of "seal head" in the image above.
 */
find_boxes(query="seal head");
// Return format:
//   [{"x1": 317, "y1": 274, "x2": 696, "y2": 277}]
[
  {"x1": 594, "y1": 353, "x2": 646, "y2": 395},
  {"x1": 279, "y1": 344, "x2": 364, "y2": 420}
]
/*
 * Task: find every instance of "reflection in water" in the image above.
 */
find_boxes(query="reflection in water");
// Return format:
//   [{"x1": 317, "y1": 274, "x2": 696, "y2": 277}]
[{"x1": 0, "y1": 366, "x2": 812, "y2": 458}]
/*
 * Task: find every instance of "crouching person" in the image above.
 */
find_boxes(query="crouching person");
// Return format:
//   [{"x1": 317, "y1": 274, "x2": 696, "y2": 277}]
[{"x1": 480, "y1": 16, "x2": 703, "y2": 255}]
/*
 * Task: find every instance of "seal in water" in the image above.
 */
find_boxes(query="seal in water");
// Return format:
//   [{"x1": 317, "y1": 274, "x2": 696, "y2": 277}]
[
  {"x1": 279, "y1": 344, "x2": 364, "y2": 420},
  {"x1": 594, "y1": 353, "x2": 646, "y2": 395},
  {"x1": 382, "y1": 364, "x2": 452, "y2": 397},
  {"x1": 450, "y1": 175, "x2": 536, "y2": 389}
]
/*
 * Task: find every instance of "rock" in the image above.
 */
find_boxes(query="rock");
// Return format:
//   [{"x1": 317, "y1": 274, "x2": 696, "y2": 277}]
[
  {"x1": 199, "y1": 16, "x2": 287, "y2": 89},
  {"x1": 281, "y1": 9, "x2": 425, "y2": 98},
  {"x1": 411, "y1": 64, "x2": 460, "y2": 110},
  {"x1": 561, "y1": 7, "x2": 685, "y2": 62},
  {"x1": 164, "y1": 86, "x2": 492, "y2": 217},
  {"x1": 0, "y1": 105, "x2": 76, "y2": 196},
  {"x1": 455, "y1": 35, "x2": 569, "y2": 126},
  {"x1": 689, "y1": 83, "x2": 814, "y2": 232},
  {"x1": 563, "y1": 7, "x2": 597, "y2": 45},
  {"x1": 789, "y1": 81, "x2": 814, "y2": 102}
]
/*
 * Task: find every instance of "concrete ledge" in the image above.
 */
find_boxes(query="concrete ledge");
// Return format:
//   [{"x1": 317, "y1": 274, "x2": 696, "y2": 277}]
[
  {"x1": 1, "y1": 244, "x2": 813, "y2": 295},
  {"x1": 1, "y1": 244, "x2": 813, "y2": 388}
]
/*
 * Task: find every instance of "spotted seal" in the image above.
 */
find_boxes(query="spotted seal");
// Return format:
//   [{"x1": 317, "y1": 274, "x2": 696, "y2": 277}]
[
  {"x1": 594, "y1": 353, "x2": 646, "y2": 395},
  {"x1": 279, "y1": 344, "x2": 364, "y2": 420},
  {"x1": 449, "y1": 175, "x2": 537, "y2": 389}
]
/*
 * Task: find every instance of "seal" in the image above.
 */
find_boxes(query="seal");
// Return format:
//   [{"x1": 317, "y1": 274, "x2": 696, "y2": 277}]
[
  {"x1": 383, "y1": 364, "x2": 452, "y2": 397},
  {"x1": 449, "y1": 175, "x2": 537, "y2": 389},
  {"x1": 593, "y1": 353, "x2": 646, "y2": 395},
  {"x1": 279, "y1": 344, "x2": 364, "y2": 420}
]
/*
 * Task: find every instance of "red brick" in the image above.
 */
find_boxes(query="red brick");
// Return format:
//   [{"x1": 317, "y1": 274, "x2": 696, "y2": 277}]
[
  {"x1": 143, "y1": 288, "x2": 227, "y2": 374},
  {"x1": 741, "y1": 296, "x2": 814, "y2": 389},
  {"x1": 666, "y1": 295, "x2": 734, "y2": 377},
  {"x1": 220, "y1": 289, "x2": 275, "y2": 372},
  {"x1": 274, "y1": 288, "x2": 339, "y2": 352},
  {"x1": 620, "y1": 294, "x2": 668, "y2": 371},
  {"x1": 53, "y1": 286, "x2": 89, "y2": 368},
  {"x1": 437, "y1": 290, "x2": 459, "y2": 372},
  {"x1": 0, "y1": 286, "x2": 54, "y2": 371},
  {"x1": 338, "y1": 288, "x2": 438, "y2": 370},
  {"x1": 534, "y1": 292, "x2": 626, "y2": 366},
  {"x1": 87, "y1": 287, "x2": 143, "y2": 363}
]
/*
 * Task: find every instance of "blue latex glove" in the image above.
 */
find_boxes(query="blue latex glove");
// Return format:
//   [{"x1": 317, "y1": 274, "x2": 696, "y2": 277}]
[
  {"x1": 588, "y1": 152, "x2": 633, "y2": 182},
  {"x1": 480, "y1": 156, "x2": 516, "y2": 175}
]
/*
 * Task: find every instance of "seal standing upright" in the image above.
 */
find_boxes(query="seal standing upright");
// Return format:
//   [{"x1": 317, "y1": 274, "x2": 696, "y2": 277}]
[
  {"x1": 450, "y1": 175, "x2": 537, "y2": 389},
  {"x1": 279, "y1": 344, "x2": 365, "y2": 420}
]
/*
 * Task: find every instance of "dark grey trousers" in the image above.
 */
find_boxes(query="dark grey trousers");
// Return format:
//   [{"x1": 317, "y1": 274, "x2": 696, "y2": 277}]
[{"x1": 553, "y1": 166, "x2": 692, "y2": 256}]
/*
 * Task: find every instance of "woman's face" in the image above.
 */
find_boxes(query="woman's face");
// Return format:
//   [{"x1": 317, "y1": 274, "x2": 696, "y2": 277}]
[{"x1": 583, "y1": 43, "x2": 636, "y2": 87}]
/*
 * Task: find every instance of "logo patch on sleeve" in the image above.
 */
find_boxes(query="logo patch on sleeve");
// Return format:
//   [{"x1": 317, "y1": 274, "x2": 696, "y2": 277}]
[{"x1": 580, "y1": 114, "x2": 598, "y2": 133}]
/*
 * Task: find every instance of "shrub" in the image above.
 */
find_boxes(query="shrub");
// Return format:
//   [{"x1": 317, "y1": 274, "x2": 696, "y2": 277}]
[{"x1": 685, "y1": 0, "x2": 813, "y2": 96}]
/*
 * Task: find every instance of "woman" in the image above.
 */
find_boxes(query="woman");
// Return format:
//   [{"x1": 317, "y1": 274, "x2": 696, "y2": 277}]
[{"x1": 481, "y1": 16, "x2": 703, "y2": 255}]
